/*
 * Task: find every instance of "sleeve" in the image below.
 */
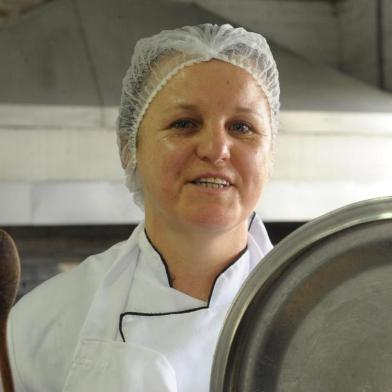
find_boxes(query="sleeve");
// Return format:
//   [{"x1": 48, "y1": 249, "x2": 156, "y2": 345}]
[{"x1": 6, "y1": 314, "x2": 28, "y2": 392}]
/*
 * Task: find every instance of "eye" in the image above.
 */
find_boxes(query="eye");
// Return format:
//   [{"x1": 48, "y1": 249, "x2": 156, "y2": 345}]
[
  {"x1": 229, "y1": 121, "x2": 253, "y2": 134},
  {"x1": 170, "y1": 119, "x2": 198, "y2": 130}
]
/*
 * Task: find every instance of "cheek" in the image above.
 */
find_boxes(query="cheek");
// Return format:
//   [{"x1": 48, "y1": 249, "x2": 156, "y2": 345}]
[
  {"x1": 139, "y1": 138, "x2": 193, "y2": 193},
  {"x1": 241, "y1": 145, "x2": 270, "y2": 190},
  {"x1": 159, "y1": 138, "x2": 192, "y2": 178}
]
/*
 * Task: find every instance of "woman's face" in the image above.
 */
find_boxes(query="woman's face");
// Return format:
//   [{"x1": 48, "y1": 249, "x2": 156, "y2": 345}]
[{"x1": 137, "y1": 60, "x2": 272, "y2": 233}]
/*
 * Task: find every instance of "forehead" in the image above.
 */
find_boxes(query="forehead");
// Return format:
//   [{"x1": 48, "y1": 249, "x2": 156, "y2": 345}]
[
  {"x1": 171, "y1": 59, "x2": 260, "y2": 91},
  {"x1": 148, "y1": 59, "x2": 269, "y2": 114}
]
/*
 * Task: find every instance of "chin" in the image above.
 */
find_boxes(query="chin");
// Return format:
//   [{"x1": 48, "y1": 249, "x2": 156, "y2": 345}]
[{"x1": 182, "y1": 207, "x2": 244, "y2": 233}]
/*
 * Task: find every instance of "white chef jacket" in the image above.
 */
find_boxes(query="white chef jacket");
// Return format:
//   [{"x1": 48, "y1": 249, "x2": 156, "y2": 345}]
[{"x1": 6, "y1": 213, "x2": 272, "y2": 392}]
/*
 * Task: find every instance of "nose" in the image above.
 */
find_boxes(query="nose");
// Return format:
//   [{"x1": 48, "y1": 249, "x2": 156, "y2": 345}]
[{"x1": 195, "y1": 123, "x2": 230, "y2": 164}]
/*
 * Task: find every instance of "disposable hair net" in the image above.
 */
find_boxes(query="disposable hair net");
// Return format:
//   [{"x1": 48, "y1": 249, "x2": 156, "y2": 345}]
[{"x1": 117, "y1": 23, "x2": 280, "y2": 209}]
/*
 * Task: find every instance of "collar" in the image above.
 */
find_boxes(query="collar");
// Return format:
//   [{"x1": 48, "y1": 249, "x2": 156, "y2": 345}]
[{"x1": 124, "y1": 213, "x2": 272, "y2": 314}]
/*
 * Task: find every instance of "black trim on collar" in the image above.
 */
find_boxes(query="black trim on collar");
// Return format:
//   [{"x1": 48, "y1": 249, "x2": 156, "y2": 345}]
[
  {"x1": 248, "y1": 211, "x2": 256, "y2": 231},
  {"x1": 144, "y1": 229, "x2": 173, "y2": 287},
  {"x1": 119, "y1": 306, "x2": 208, "y2": 342},
  {"x1": 119, "y1": 244, "x2": 248, "y2": 343},
  {"x1": 205, "y1": 245, "x2": 248, "y2": 306}
]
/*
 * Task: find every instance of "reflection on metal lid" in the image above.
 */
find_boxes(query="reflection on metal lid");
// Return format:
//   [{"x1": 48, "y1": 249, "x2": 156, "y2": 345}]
[{"x1": 212, "y1": 196, "x2": 392, "y2": 392}]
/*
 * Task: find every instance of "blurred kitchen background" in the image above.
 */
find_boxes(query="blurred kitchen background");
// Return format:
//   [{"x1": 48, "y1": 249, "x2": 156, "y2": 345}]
[{"x1": 0, "y1": 0, "x2": 391, "y2": 298}]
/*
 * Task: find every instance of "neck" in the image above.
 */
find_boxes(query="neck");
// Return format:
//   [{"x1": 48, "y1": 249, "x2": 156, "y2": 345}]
[{"x1": 144, "y1": 216, "x2": 249, "y2": 302}]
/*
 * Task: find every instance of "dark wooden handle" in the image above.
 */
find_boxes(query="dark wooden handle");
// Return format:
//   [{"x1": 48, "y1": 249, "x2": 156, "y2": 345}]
[{"x1": 0, "y1": 325, "x2": 14, "y2": 392}]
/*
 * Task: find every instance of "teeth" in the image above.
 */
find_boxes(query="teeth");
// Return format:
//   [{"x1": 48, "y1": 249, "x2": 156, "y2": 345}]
[{"x1": 193, "y1": 177, "x2": 230, "y2": 187}]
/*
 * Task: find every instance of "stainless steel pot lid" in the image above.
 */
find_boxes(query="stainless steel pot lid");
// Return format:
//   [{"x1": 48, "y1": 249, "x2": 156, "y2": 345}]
[{"x1": 211, "y1": 196, "x2": 392, "y2": 392}]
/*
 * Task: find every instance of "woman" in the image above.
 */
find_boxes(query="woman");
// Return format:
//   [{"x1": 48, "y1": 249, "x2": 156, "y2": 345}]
[{"x1": 6, "y1": 24, "x2": 279, "y2": 391}]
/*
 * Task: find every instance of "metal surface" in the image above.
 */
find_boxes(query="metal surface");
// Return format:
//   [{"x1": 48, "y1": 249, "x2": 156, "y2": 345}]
[{"x1": 211, "y1": 196, "x2": 392, "y2": 392}]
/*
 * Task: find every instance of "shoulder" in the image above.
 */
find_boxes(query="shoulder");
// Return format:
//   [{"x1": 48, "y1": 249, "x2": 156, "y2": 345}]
[
  {"x1": 12, "y1": 237, "x2": 127, "y2": 318},
  {"x1": 7, "y1": 238, "x2": 130, "y2": 391}
]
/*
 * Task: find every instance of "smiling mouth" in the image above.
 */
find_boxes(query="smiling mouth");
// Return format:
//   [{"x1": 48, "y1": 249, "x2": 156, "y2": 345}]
[{"x1": 191, "y1": 177, "x2": 231, "y2": 189}]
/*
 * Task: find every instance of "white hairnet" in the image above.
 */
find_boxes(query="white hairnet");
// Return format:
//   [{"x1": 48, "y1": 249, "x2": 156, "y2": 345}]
[{"x1": 117, "y1": 23, "x2": 280, "y2": 208}]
